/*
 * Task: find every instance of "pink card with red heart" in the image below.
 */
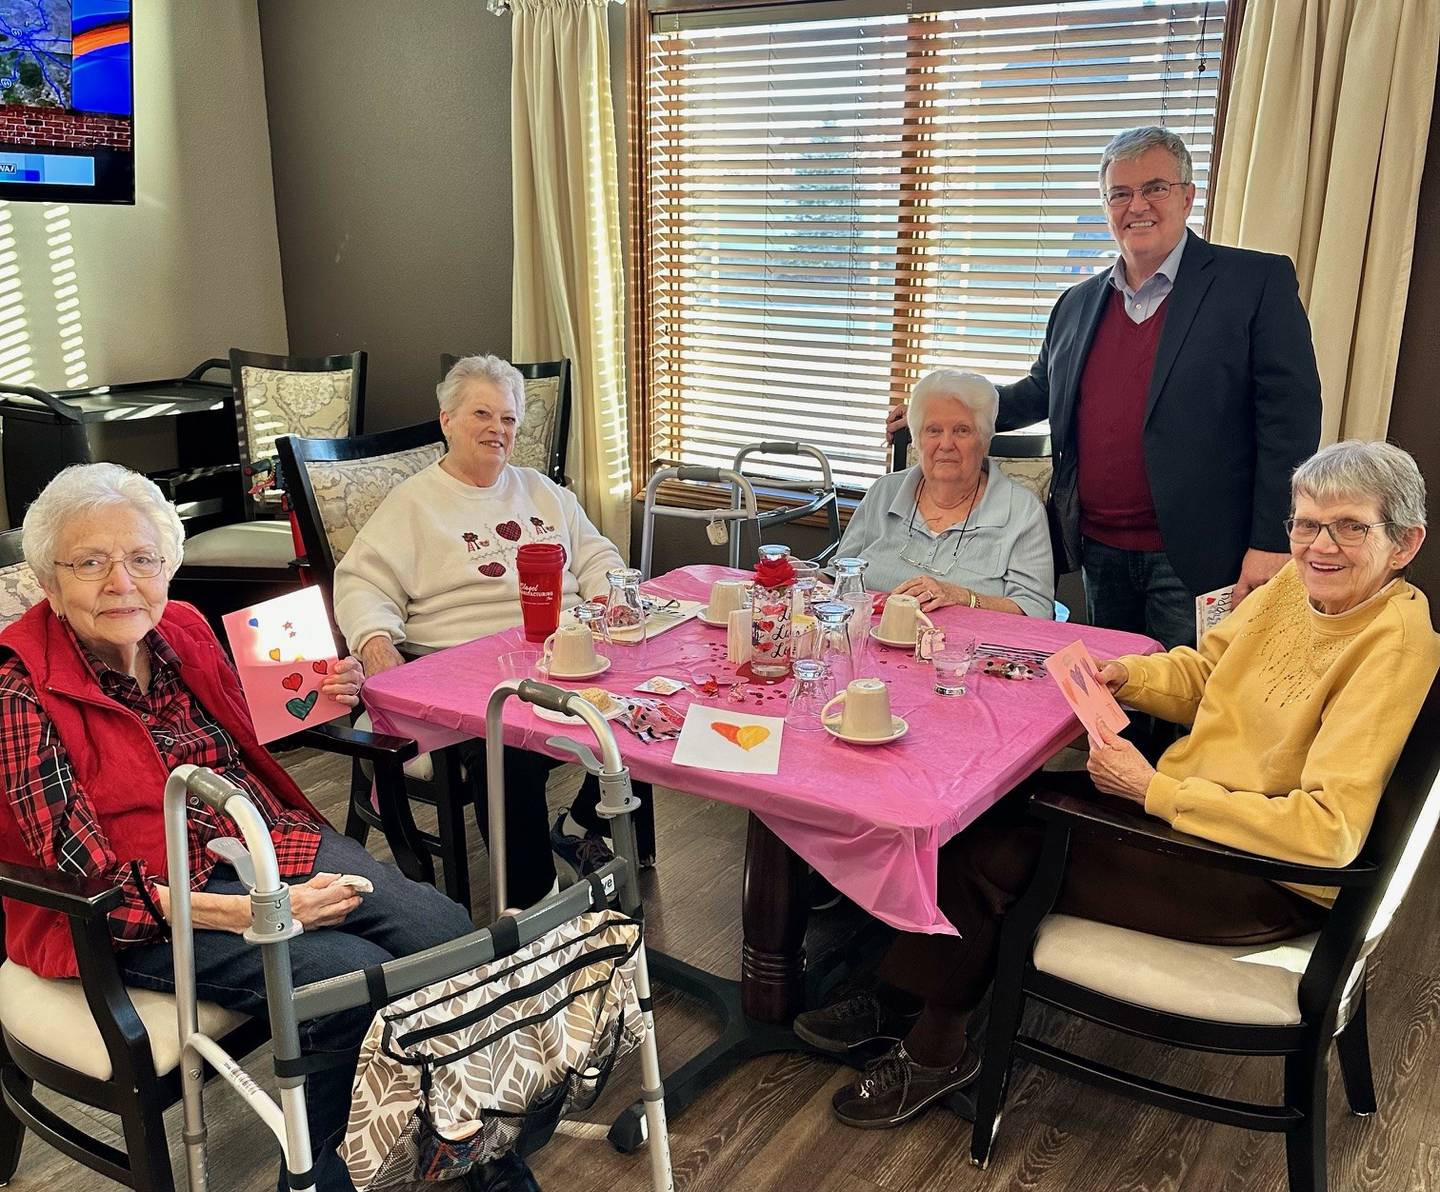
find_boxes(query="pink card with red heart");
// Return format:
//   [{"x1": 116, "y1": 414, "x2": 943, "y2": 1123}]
[
  {"x1": 1043, "y1": 640, "x2": 1130, "y2": 744},
  {"x1": 221, "y1": 587, "x2": 348, "y2": 744}
]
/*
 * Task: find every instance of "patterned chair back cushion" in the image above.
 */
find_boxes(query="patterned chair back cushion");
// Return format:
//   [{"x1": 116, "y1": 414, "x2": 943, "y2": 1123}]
[
  {"x1": 513, "y1": 375, "x2": 561, "y2": 474},
  {"x1": 301, "y1": 441, "x2": 446, "y2": 565},
  {"x1": 241, "y1": 367, "x2": 357, "y2": 510},
  {"x1": 902, "y1": 442, "x2": 1053, "y2": 503},
  {"x1": 0, "y1": 560, "x2": 43, "y2": 628}
]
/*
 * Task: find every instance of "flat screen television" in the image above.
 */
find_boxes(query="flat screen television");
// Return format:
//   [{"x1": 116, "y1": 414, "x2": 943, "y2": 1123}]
[{"x1": 0, "y1": 0, "x2": 133, "y2": 205}]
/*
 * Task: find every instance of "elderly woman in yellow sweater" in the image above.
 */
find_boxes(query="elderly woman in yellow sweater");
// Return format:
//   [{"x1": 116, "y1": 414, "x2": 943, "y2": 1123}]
[{"x1": 795, "y1": 440, "x2": 1439, "y2": 1130}]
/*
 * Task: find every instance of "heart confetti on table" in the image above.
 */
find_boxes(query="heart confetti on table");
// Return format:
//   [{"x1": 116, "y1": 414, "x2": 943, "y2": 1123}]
[
  {"x1": 711, "y1": 722, "x2": 771, "y2": 751},
  {"x1": 285, "y1": 690, "x2": 319, "y2": 720},
  {"x1": 281, "y1": 672, "x2": 303, "y2": 692}
]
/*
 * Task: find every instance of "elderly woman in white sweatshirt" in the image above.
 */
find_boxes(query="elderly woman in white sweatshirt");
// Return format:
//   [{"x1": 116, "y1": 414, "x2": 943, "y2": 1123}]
[{"x1": 335, "y1": 354, "x2": 634, "y2": 906}]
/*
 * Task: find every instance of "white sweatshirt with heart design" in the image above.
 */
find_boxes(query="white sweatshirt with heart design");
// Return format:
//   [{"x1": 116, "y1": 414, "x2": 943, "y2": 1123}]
[{"x1": 333, "y1": 461, "x2": 624, "y2": 652}]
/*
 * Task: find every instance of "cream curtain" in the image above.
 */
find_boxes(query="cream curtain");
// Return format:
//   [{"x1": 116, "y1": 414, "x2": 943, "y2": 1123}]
[
  {"x1": 511, "y1": 0, "x2": 631, "y2": 552},
  {"x1": 1209, "y1": 0, "x2": 1440, "y2": 442}
]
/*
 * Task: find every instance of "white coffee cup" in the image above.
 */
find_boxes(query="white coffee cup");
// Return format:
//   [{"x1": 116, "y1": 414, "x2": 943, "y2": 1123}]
[
  {"x1": 822, "y1": 678, "x2": 894, "y2": 739},
  {"x1": 708, "y1": 580, "x2": 749, "y2": 622},
  {"x1": 877, "y1": 593, "x2": 934, "y2": 644},
  {"x1": 727, "y1": 608, "x2": 753, "y2": 664},
  {"x1": 542, "y1": 623, "x2": 600, "y2": 676}
]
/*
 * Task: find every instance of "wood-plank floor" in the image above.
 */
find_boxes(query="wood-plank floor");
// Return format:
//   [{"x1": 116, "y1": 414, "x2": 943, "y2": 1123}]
[{"x1": 8, "y1": 747, "x2": 1440, "y2": 1191}]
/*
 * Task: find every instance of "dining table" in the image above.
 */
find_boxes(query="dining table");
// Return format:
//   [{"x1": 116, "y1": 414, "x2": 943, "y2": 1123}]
[{"x1": 360, "y1": 563, "x2": 1160, "y2": 1143}]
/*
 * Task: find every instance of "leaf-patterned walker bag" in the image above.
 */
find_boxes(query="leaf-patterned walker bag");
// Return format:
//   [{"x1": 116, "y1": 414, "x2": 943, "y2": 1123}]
[{"x1": 341, "y1": 909, "x2": 644, "y2": 1189}]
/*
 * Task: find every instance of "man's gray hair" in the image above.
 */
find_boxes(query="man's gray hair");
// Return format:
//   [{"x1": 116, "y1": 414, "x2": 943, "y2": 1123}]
[
  {"x1": 436, "y1": 354, "x2": 526, "y2": 423},
  {"x1": 1099, "y1": 126, "x2": 1194, "y2": 188},
  {"x1": 1291, "y1": 441, "x2": 1427, "y2": 539},
  {"x1": 22, "y1": 462, "x2": 186, "y2": 589},
  {"x1": 907, "y1": 370, "x2": 998, "y2": 447}
]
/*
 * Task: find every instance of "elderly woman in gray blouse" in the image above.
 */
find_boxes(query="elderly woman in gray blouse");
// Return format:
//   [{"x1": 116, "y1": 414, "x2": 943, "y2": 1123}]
[{"x1": 837, "y1": 370, "x2": 1055, "y2": 618}]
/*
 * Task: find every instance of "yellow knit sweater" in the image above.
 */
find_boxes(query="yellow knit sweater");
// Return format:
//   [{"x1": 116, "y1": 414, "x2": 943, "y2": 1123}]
[{"x1": 1117, "y1": 562, "x2": 1439, "y2": 904}]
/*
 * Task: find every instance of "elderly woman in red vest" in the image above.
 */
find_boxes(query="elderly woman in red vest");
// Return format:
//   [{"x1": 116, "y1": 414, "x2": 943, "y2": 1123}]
[{"x1": 0, "y1": 464, "x2": 534, "y2": 1192}]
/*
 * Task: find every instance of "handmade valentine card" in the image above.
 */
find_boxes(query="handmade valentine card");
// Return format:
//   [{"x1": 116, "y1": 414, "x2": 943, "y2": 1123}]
[
  {"x1": 672, "y1": 703, "x2": 784, "y2": 775},
  {"x1": 221, "y1": 587, "x2": 348, "y2": 744},
  {"x1": 1043, "y1": 639, "x2": 1130, "y2": 744}
]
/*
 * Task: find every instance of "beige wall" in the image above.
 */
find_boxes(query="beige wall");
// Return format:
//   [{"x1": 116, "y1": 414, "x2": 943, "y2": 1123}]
[
  {"x1": 0, "y1": 0, "x2": 287, "y2": 526},
  {"x1": 257, "y1": 0, "x2": 515, "y2": 432}
]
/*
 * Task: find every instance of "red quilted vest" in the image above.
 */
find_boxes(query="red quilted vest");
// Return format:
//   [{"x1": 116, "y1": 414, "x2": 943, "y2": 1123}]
[{"x1": 0, "y1": 600, "x2": 322, "y2": 978}]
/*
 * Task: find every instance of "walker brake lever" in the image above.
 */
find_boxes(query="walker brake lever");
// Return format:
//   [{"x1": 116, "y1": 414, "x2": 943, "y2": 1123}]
[
  {"x1": 545, "y1": 736, "x2": 605, "y2": 776},
  {"x1": 206, "y1": 836, "x2": 258, "y2": 891}
]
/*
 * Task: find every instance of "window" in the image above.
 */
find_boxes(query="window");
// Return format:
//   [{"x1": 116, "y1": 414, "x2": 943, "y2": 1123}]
[{"x1": 635, "y1": 0, "x2": 1229, "y2": 489}]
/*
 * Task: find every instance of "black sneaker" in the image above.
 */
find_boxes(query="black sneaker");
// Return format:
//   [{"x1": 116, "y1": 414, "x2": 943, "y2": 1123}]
[
  {"x1": 830, "y1": 1042, "x2": 981, "y2": 1129},
  {"x1": 792, "y1": 992, "x2": 922, "y2": 1057},
  {"x1": 550, "y1": 813, "x2": 615, "y2": 878}
]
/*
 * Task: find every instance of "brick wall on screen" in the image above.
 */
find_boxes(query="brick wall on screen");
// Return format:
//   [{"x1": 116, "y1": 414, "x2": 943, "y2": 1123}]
[{"x1": 0, "y1": 106, "x2": 132, "y2": 150}]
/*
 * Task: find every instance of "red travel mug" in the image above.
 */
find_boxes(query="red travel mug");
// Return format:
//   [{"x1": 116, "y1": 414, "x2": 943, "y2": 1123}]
[{"x1": 516, "y1": 543, "x2": 567, "y2": 642}]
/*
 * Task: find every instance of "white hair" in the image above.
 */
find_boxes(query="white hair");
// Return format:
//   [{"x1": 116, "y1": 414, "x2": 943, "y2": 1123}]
[
  {"x1": 1292, "y1": 441, "x2": 1427, "y2": 538},
  {"x1": 907, "y1": 370, "x2": 999, "y2": 447},
  {"x1": 1099, "y1": 126, "x2": 1194, "y2": 187},
  {"x1": 22, "y1": 463, "x2": 186, "y2": 589},
  {"x1": 436, "y1": 354, "x2": 526, "y2": 423}
]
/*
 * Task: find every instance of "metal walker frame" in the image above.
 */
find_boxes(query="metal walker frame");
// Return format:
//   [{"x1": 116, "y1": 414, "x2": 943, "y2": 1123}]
[
  {"x1": 165, "y1": 677, "x2": 673, "y2": 1191},
  {"x1": 638, "y1": 441, "x2": 842, "y2": 579}
]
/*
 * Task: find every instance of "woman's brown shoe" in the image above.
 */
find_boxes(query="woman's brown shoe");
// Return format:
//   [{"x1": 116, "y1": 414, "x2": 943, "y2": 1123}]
[{"x1": 830, "y1": 1042, "x2": 981, "y2": 1129}]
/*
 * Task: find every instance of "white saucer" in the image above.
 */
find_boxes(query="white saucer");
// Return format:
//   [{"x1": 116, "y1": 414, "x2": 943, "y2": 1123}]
[
  {"x1": 696, "y1": 606, "x2": 734, "y2": 627},
  {"x1": 547, "y1": 657, "x2": 612, "y2": 680},
  {"x1": 822, "y1": 714, "x2": 909, "y2": 745},
  {"x1": 870, "y1": 630, "x2": 920, "y2": 649},
  {"x1": 533, "y1": 695, "x2": 625, "y2": 724}
]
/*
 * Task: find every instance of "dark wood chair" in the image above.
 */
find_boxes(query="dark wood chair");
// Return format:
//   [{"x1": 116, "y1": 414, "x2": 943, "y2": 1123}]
[
  {"x1": 173, "y1": 350, "x2": 367, "y2": 624},
  {"x1": 969, "y1": 675, "x2": 1440, "y2": 1192},
  {"x1": 440, "y1": 355, "x2": 572, "y2": 486},
  {"x1": 0, "y1": 526, "x2": 425, "y2": 1191},
  {"x1": 277, "y1": 423, "x2": 478, "y2": 911}
]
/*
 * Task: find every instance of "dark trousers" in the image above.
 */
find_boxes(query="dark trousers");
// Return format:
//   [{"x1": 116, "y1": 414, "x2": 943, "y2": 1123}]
[
  {"x1": 458, "y1": 742, "x2": 656, "y2": 909},
  {"x1": 879, "y1": 786, "x2": 1327, "y2": 1012},
  {"x1": 119, "y1": 828, "x2": 476, "y2": 1192},
  {"x1": 1081, "y1": 535, "x2": 1196, "y2": 650}
]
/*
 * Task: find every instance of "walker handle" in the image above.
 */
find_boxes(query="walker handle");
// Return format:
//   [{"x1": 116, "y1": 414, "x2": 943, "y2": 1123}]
[{"x1": 516, "y1": 678, "x2": 578, "y2": 716}]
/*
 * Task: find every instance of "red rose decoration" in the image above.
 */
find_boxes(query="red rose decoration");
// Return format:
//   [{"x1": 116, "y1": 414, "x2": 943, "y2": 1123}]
[
  {"x1": 478, "y1": 562, "x2": 507, "y2": 577},
  {"x1": 753, "y1": 555, "x2": 795, "y2": 588},
  {"x1": 495, "y1": 520, "x2": 523, "y2": 541}
]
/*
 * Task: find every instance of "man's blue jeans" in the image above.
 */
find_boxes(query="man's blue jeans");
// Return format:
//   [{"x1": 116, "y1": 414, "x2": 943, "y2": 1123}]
[
  {"x1": 1080, "y1": 536, "x2": 1196, "y2": 650},
  {"x1": 119, "y1": 827, "x2": 476, "y2": 1191}
]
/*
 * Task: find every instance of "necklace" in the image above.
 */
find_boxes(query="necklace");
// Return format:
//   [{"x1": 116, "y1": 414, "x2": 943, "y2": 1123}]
[{"x1": 918, "y1": 473, "x2": 983, "y2": 526}]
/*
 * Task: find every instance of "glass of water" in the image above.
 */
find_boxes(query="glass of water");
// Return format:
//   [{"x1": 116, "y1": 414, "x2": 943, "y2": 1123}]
[{"x1": 933, "y1": 635, "x2": 978, "y2": 696}]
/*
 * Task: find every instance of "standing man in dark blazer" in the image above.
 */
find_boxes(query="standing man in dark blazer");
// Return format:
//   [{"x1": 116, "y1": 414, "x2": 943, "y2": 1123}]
[{"x1": 888, "y1": 127, "x2": 1321, "y2": 648}]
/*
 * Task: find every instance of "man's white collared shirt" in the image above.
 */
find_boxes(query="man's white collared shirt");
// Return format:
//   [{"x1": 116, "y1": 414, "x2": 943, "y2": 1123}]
[{"x1": 1108, "y1": 230, "x2": 1188, "y2": 324}]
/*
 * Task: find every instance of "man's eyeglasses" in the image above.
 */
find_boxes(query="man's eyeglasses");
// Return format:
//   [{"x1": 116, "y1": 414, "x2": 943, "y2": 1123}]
[
  {"x1": 1102, "y1": 180, "x2": 1187, "y2": 208},
  {"x1": 1283, "y1": 518, "x2": 1391, "y2": 549},
  {"x1": 54, "y1": 552, "x2": 166, "y2": 582}
]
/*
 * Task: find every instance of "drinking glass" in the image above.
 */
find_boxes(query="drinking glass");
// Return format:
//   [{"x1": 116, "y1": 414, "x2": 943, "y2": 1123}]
[
  {"x1": 498, "y1": 649, "x2": 545, "y2": 682},
  {"x1": 831, "y1": 557, "x2": 869, "y2": 605},
  {"x1": 573, "y1": 600, "x2": 611, "y2": 648},
  {"x1": 933, "y1": 635, "x2": 978, "y2": 696},
  {"x1": 604, "y1": 567, "x2": 649, "y2": 663},
  {"x1": 811, "y1": 600, "x2": 856, "y2": 689},
  {"x1": 786, "y1": 659, "x2": 834, "y2": 733}
]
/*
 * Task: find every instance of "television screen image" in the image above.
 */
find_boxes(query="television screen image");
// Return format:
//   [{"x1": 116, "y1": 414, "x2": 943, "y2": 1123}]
[{"x1": 0, "y1": 0, "x2": 133, "y2": 204}]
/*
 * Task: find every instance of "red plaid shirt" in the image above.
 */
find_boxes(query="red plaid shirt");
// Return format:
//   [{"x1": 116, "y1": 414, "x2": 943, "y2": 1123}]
[{"x1": 0, "y1": 629, "x2": 321, "y2": 948}]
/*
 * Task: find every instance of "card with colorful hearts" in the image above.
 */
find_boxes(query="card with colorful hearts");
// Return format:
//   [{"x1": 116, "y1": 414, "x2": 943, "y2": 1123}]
[
  {"x1": 672, "y1": 703, "x2": 784, "y2": 775},
  {"x1": 221, "y1": 587, "x2": 348, "y2": 744}
]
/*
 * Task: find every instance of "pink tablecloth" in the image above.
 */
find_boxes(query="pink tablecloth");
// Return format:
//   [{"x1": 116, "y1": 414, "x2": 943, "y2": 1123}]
[{"x1": 362, "y1": 565, "x2": 1159, "y2": 936}]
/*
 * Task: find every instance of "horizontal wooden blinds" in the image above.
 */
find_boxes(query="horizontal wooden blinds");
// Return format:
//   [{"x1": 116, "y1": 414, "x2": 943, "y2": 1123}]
[{"x1": 642, "y1": 0, "x2": 1227, "y2": 488}]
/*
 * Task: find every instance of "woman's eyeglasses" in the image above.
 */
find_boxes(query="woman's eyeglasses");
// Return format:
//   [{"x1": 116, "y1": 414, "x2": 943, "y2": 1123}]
[
  {"x1": 1283, "y1": 518, "x2": 1391, "y2": 549},
  {"x1": 54, "y1": 552, "x2": 166, "y2": 582}
]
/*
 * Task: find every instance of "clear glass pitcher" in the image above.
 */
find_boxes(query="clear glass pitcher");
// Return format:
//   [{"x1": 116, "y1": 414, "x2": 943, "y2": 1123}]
[
  {"x1": 604, "y1": 567, "x2": 648, "y2": 660},
  {"x1": 831, "y1": 557, "x2": 869, "y2": 605}
]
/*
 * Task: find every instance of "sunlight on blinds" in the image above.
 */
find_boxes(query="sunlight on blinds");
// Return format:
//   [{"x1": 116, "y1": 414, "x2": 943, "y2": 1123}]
[{"x1": 644, "y1": 0, "x2": 1226, "y2": 487}]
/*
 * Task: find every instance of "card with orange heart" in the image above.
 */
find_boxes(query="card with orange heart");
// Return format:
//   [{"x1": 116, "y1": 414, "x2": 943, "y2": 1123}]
[{"x1": 672, "y1": 703, "x2": 784, "y2": 774}]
